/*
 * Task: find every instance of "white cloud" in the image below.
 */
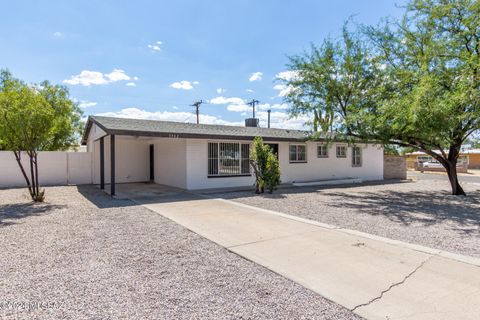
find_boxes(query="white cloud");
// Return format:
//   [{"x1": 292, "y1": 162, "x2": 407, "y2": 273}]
[
  {"x1": 275, "y1": 70, "x2": 299, "y2": 81},
  {"x1": 246, "y1": 89, "x2": 254, "y2": 93},
  {"x1": 274, "y1": 71, "x2": 301, "y2": 97},
  {"x1": 64, "y1": 71, "x2": 107, "y2": 86},
  {"x1": 148, "y1": 41, "x2": 162, "y2": 52},
  {"x1": 96, "y1": 107, "x2": 243, "y2": 126},
  {"x1": 227, "y1": 104, "x2": 251, "y2": 112},
  {"x1": 209, "y1": 96, "x2": 245, "y2": 105},
  {"x1": 133, "y1": 76, "x2": 139, "y2": 81},
  {"x1": 53, "y1": 31, "x2": 63, "y2": 38},
  {"x1": 273, "y1": 84, "x2": 296, "y2": 97},
  {"x1": 172, "y1": 106, "x2": 178, "y2": 110},
  {"x1": 170, "y1": 80, "x2": 198, "y2": 90},
  {"x1": 257, "y1": 111, "x2": 309, "y2": 130},
  {"x1": 105, "y1": 69, "x2": 130, "y2": 82},
  {"x1": 249, "y1": 72, "x2": 263, "y2": 82},
  {"x1": 216, "y1": 88, "x2": 226, "y2": 94},
  {"x1": 126, "y1": 82, "x2": 136, "y2": 87},
  {"x1": 63, "y1": 69, "x2": 131, "y2": 86},
  {"x1": 209, "y1": 96, "x2": 250, "y2": 113},
  {"x1": 78, "y1": 101, "x2": 97, "y2": 109}
]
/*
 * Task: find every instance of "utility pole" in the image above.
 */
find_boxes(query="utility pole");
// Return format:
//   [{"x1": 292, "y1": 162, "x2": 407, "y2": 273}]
[
  {"x1": 190, "y1": 100, "x2": 204, "y2": 124},
  {"x1": 267, "y1": 109, "x2": 271, "y2": 128},
  {"x1": 247, "y1": 99, "x2": 259, "y2": 118}
]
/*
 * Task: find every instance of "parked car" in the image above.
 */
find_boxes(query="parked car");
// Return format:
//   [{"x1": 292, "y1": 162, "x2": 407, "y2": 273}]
[{"x1": 421, "y1": 161, "x2": 442, "y2": 168}]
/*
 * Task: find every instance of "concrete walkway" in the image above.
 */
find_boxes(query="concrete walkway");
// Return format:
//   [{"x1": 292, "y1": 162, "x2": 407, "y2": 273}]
[{"x1": 122, "y1": 186, "x2": 480, "y2": 320}]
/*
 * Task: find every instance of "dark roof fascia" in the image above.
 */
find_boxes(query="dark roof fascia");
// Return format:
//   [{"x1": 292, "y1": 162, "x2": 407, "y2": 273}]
[
  {"x1": 106, "y1": 128, "x2": 309, "y2": 142},
  {"x1": 81, "y1": 116, "x2": 112, "y2": 145}
]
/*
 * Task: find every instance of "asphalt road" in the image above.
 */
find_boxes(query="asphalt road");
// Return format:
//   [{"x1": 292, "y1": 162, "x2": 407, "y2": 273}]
[{"x1": 408, "y1": 171, "x2": 480, "y2": 184}]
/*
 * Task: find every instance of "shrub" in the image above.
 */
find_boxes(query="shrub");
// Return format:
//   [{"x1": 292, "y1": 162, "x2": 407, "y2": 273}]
[{"x1": 250, "y1": 137, "x2": 281, "y2": 194}]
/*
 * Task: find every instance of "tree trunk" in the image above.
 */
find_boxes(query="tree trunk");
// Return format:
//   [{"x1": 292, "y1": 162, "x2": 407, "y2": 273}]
[
  {"x1": 13, "y1": 151, "x2": 34, "y2": 198},
  {"x1": 34, "y1": 152, "x2": 40, "y2": 196},
  {"x1": 28, "y1": 152, "x2": 37, "y2": 200},
  {"x1": 444, "y1": 160, "x2": 466, "y2": 196}
]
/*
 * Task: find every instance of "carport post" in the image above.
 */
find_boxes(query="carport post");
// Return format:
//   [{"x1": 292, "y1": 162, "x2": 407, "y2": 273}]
[
  {"x1": 100, "y1": 137, "x2": 105, "y2": 189},
  {"x1": 110, "y1": 134, "x2": 115, "y2": 196}
]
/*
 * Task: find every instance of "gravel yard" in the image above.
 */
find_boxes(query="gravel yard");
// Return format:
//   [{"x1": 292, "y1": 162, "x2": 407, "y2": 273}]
[
  {"x1": 214, "y1": 180, "x2": 480, "y2": 258},
  {"x1": 0, "y1": 186, "x2": 359, "y2": 320}
]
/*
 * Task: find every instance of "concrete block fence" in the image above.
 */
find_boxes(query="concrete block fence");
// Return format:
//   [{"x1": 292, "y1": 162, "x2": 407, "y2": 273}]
[{"x1": 0, "y1": 151, "x2": 93, "y2": 188}]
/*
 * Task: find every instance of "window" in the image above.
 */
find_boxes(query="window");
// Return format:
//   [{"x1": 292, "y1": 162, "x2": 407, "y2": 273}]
[
  {"x1": 208, "y1": 142, "x2": 250, "y2": 177},
  {"x1": 317, "y1": 144, "x2": 328, "y2": 158},
  {"x1": 289, "y1": 144, "x2": 307, "y2": 163},
  {"x1": 336, "y1": 145, "x2": 347, "y2": 158},
  {"x1": 352, "y1": 146, "x2": 362, "y2": 167}
]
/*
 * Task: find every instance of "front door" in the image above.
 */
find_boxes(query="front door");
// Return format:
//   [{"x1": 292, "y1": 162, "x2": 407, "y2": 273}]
[{"x1": 149, "y1": 144, "x2": 154, "y2": 181}]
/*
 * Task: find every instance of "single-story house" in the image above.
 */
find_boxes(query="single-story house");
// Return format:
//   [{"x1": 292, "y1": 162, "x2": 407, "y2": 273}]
[
  {"x1": 81, "y1": 116, "x2": 384, "y2": 195},
  {"x1": 405, "y1": 149, "x2": 480, "y2": 169}
]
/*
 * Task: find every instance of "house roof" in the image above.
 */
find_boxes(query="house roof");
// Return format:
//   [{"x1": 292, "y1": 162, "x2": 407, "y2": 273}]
[{"x1": 82, "y1": 116, "x2": 341, "y2": 144}]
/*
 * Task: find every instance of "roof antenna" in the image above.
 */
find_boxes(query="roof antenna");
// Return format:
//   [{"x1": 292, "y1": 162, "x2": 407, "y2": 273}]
[
  {"x1": 191, "y1": 100, "x2": 204, "y2": 124},
  {"x1": 267, "y1": 109, "x2": 271, "y2": 128},
  {"x1": 247, "y1": 99, "x2": 259, "y2": 118}
]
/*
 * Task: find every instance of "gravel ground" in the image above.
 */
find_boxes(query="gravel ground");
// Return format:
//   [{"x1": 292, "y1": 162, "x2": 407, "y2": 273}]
[
  {"x1": 214, "y1": 180, "x2": 480, "y2": 258},
  {"x1": 0, "y1": 186, "x2": 359, "y2": 320}
]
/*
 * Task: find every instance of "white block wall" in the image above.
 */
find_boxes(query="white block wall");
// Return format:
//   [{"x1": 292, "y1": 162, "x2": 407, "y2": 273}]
[
  {"x1": 153, "y1": 138, "x2": 187, "y2": 189},
  {"x1": 91, "y1": 135, "x2": 150, "y2": 184},
  {"x1": 185, "y1": 139, "x2": 383, "y2": 190},
  {"x1": 275, "y1": 141, "x2": 384, "y2": 183},
  {"x1": 0, "y1": 151, "x2": 93, "y2": 188},
  {"x1": 186, "y1": 139, "x2": 255, "y2": 189}
]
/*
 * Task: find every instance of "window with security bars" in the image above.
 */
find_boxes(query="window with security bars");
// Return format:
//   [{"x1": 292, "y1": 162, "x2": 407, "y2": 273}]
[
  {"x1": 352, "y1": 146, "x2": 362, "y2": 167},
  {"x1": 208, "y1": 142, "x2": 250, "y2": 176}
]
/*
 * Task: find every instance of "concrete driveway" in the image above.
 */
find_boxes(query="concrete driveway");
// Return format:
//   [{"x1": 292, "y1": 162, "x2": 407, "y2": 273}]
[{"x1": 121, "y1": 183, "x2": 480, "y2": 320}]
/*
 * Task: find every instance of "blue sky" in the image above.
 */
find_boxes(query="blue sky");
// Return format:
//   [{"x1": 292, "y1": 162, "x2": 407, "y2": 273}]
[{"x1": 1, "y1": 0, "x2": 405, "y2": 129}]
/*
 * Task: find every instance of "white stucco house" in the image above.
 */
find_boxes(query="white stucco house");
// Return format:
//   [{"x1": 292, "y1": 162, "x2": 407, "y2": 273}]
[{"x1": 82, "y1": 116, "x2": 384, "y2": 195}]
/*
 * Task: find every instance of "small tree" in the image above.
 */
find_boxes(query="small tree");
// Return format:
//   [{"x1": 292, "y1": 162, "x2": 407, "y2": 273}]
[
  {"x1": 0, "y1": 70, "x2": 83, "y2": 201},
  {"x1": 264, "y1": 152, "x2": 281, "y2": 193},
  {"x1": 250, "y1": 137, "x2": 281, "y2": 194}
]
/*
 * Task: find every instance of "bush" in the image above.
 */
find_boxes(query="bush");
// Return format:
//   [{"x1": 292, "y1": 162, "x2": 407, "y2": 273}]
[
  {"x1": 264, "y1": 152, "x2": 281, "y2": 193},
  {"x1": 250, "y1": 137, "x2": 281, "y2": 194}
]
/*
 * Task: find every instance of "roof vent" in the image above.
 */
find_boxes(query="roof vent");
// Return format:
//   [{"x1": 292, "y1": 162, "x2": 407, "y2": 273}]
[{"x1": 245, "y1": 118, "x2": 259, "y2": 127}]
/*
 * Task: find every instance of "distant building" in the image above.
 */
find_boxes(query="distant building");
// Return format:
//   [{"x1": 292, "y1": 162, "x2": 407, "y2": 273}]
[{"x1": 405, "y1": 149, "x2": 480, "y2": 169}]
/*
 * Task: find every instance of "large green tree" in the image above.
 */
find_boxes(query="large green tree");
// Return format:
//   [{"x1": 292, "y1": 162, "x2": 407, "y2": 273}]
[
  {"x1": 0, "y1": 70, "x2": 83, "y2": 201},
  {"x1": 283, "y1": 0, "x2": 480, "y2": 195}
]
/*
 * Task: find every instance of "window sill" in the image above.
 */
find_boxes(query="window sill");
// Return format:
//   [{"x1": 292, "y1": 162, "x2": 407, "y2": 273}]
[
  {"x1": 208, "y1": 174, "x2": 252, "y2": 178},
  {"x1": 289, "y1": 161, "x2": 308, "y2": 164},
  {"x1": 336, "y1": 156, "x2": 347, "y2": 158},
  {"x1": 317, "y1": 156, "x2": 329, "y2": 158}
]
